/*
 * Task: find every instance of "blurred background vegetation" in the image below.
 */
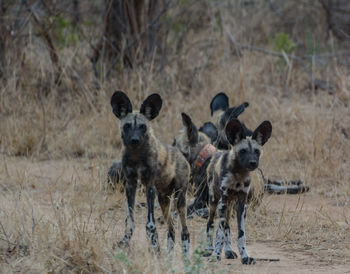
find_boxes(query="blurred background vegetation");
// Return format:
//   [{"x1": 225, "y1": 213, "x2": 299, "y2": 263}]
[{"x1": 1, "y1": 0, "x2": 350, "y2": 157}]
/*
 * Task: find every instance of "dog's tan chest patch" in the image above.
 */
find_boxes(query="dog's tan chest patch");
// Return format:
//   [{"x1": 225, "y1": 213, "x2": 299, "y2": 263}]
[{"x1": 220, "y1": 172, "x2": 250, "y2": 193}]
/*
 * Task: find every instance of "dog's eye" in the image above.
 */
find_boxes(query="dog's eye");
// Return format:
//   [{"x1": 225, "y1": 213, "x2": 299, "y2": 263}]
[
  {"x1": 239, "y1": 149, "x2": 247, "y2": 155},
  {"x1": 123, "y1": 123, "x2": 131, "y2": 130},
  {"x1": 139, "y1": 124, "x2": 146, "y2": 131},
  {"x1": 254, "y1": 149, "x2": 260, "y2": 156}
]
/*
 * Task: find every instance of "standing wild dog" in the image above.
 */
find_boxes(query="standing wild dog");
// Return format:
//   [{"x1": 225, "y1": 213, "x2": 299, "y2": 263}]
[
  {"x1": 110, "y1": 91, "x2": 190, "y2": 256},
  {"x1": 173, "y1": 101, "x2": 249, "y2": 217},
  {"x1": 205, "y1": 119, "x2": 272, "y2": 264},
  {"x1": 172, "y1": 113, "x2": 213, "y2": 216}
]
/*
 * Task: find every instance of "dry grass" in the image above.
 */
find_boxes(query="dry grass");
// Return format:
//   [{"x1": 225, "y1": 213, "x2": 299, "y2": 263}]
[{"x1": 1, "y1": 1, "x2": 350, "y2": 273}]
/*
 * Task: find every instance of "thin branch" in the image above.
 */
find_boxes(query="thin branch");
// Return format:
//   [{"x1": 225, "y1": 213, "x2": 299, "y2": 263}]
[
  {"x1": 225, "y1": 28, "x2": 312, "y2": 76},
  {"x1": 302, "y1": 51, "x2": 350, "y2": 59},
  {"x1": 225, "y1": 28, "x2": 336, "y2": 94},
  {"x1": 0, "y1": 220, "x2": 10, "y2": 247},
  {"x1": 24, "y1": 0, "x2": 62, "y2": 82},
  {"x1": 104, "y1": 0, "x2": 172, "y2": 78},
  {"x1": 0, "y1": 221, "x2": 9, "y2": 241}
]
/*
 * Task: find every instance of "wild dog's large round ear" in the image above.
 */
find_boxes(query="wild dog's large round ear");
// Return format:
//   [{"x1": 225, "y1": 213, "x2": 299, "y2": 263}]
[
  {"x1": 210, "y1": 92, "x2": 229, "y2": 116},
  {"x1": 225, "y1": 119, "x2": 245, "y2": 146},
  {"x1": 110, "y1": 90, "x2": 132, "y2": 119},
  {"x1": 230, "y1": 102, "x2": 249, "y2": 118},
  {"x1": 219, "y1": 102, "x2": 249, "y2": 130},
  {"x1": 252, "y1": 121, "x2": 272, "y2": 146},
  {"x1": 181, "y1": 112, "x2": 198, "y2": 145},
  {"x1": 140, "y1": 93, "x2": 162, "y2": 120}
]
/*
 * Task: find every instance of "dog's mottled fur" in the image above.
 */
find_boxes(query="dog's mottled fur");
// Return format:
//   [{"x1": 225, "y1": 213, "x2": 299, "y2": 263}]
[
  {"x1": 205, "y1": 119, "x2": 272, "y2": 264},
  {"x1": 111, "y1": 91, "x2": 190, "y2": 256},
  {"x1": 173, "y1": 113, "x2": 213, "y2": 216},
  {"x1": 173, "y1": 98, "x2": 250, "y2": 217},
  {"x1": 173, "y1": 113, "x2": 212, "y2": 166}
]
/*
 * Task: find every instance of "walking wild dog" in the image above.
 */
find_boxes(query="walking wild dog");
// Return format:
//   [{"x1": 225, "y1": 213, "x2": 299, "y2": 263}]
[
  {"x1": 110, "y1": 91, "x2": 190, "y2": 256},
  {"x1": 205, "y1": 118, "x2": 272, "y2": 264}
]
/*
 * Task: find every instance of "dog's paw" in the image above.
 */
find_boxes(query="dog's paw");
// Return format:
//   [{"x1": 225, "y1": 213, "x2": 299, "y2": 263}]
[
  {"x1": 117, "y1": 236, "x2": 130, "y2": 248},
  {"x1": 241, "y1": 256, "x2": 256, "y2": 265},
  {"x1": 225, "y1": 250, "x2": 238, "y2": 259},
  {"x1": 117, "y1": 240, "x2": 129, "y2": 248}
]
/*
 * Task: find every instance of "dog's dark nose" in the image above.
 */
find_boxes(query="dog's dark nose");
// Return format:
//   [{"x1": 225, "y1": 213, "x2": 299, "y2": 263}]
[
  {"x1": 249, "y1": 160, "x2": 257, "y2": 169},
  {"x1": 131, "y1": 138, "x2": 140, "y2": 145}
]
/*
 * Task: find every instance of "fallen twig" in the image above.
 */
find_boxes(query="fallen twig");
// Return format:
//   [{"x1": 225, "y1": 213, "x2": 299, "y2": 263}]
[{"x1": 255, "y1": 258, "x2": 280, "y2": 262}]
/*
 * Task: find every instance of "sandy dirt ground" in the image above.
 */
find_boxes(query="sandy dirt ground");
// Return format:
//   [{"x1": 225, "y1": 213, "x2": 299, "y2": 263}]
[{"x1": 1, "y1": 157, "x2": 350, "y2": 273}]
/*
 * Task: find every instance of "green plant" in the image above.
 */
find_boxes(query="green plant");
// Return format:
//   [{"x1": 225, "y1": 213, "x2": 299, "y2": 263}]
[
  {"x1": 270, "y1": 32, "x2": 296, "y2": 54},
  {"x1": 53, "y1": 14, "x2": 79, "y2": 47},
  {"x1": 114, "y1": 251, "x2": 139, "y2": 273}
]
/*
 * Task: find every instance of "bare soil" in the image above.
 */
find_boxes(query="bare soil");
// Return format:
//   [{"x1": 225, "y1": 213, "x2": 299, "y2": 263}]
[{"x1": 1, "y1": 157, "x2": 350, "y2": 273}]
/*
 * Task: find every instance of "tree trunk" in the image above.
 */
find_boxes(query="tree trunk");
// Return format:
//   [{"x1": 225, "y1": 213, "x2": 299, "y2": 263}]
[
  {"x1": 0, "y1": 0, "x2": 7, "y2": 79},
  {"x1": 92, "y1": 0, "x2": 166, "y2": 77}
]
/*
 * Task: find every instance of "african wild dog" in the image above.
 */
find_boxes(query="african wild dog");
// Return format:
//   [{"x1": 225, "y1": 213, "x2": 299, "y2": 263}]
[
  {"x1": 172, "y1": 113, "x2": 213, "y2": 216},
  {"x1": 210, "y1": 92, "x2": 252, "y2": 149},
  {"x1": 173, "y1": 113, "x2": 212, "y2": 167},
  {"x1": 110, "y1": 91, "x2": 190, "y2": 256},
  {"x1": 209, "y1": 92, "x2": 308, "y2": 195},
  {"x1": 106, "y1": 92, "x2": 249, "y2": 194},
  {"x1": 205, "y1": 119, "x2": 272, "y2": 264},
  {"x1": 173, "y1": 100, "x2": 250, "y2": 217}
]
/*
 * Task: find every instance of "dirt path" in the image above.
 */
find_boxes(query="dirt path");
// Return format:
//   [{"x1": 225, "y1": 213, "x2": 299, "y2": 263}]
[
  {"x1": 214, "y1": 242, "x2": 349, "y2": 274},
  {"x1": 1, "y1": 157, "x2": 350, "y2": 273}
]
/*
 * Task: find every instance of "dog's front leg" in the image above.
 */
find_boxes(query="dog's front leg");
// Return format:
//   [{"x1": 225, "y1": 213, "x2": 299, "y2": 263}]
[
  {"x1": 204, "y1": 182, "x2": 217, "y2": 257},
  {"x1": 175, "y1": 188, "x2": 190, "y2": 258},
  {"x1": 146, "y1": 185, "x2": 159, "y2": 252},
  {"x1": 158, "y1": 193, "x2": 175, "y2": 254},
  {"x1": 224, "y1": 199, "x2": 238, "y2": 259},
  {"x1": 236, "y1": 196, "x2": 255, "y2": 264},
  {"x1": 213, "y1": 195, "x2": 229, "y2": 260},
  {"x1": 118, "y1": 179, "x2": 137, "y2": 247}
]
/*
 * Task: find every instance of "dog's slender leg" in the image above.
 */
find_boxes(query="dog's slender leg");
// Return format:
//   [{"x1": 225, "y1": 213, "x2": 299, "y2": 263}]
[
  {"x1": 224, "y1": 199, "x2": 238, "y2": 259},
  {"x1": 236, "y1": 195, "x2": 255, "y2": 264},
  {"x1": 213, "y1": 194, "x2": 229, "y2": 260},
  {"x1": 175, "y1": 188, "x2": 190, "y2": 258},
  {"x1": 146, "y1": 186, "x2": 159, "y2": 252},
  {"x1": 204, "y1": 194, "x2": 217, "y2": 256},
  {"x1": 205, "y1": 176, "x2": 217, "y2": 256},
  {"x1": 158, "y1": 193, "x2": 175, "y2": 254},
  {"x1": 118, "y1": 179, "x2": 137, "y2": 247}
]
